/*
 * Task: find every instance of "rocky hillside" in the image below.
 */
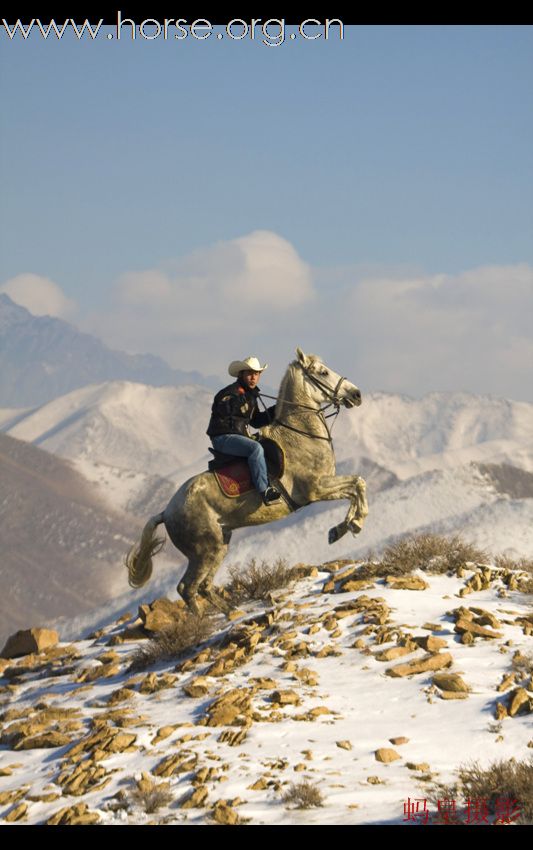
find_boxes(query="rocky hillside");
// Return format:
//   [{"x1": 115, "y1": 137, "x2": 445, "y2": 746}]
[
  {"x1": 1, "y1": 557, "x2": 531, "y2": 825},
  {"x1": 0, "y1": 433, "x2": 144, "y2": 647}
]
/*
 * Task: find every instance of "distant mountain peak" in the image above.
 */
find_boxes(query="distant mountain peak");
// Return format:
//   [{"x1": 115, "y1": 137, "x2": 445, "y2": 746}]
[{"x1": 0, "y1": 293, "x2": 221, "y2": 406}]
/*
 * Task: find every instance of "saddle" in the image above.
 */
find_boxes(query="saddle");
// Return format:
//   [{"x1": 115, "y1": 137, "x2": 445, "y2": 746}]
[{"x1": 208, "y1": 437, "x2": 284, "y2": 498}]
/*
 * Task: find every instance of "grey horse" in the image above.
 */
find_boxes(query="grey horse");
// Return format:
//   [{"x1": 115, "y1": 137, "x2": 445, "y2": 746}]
[{"x1": 126, "y1": 347, "x2": 368, "y2": 615}]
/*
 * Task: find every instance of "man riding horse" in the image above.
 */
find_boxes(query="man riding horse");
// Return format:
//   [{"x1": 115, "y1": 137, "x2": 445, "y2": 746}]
[{"x1": 207, "y1": 356, "x2": 282, "y2": 505}]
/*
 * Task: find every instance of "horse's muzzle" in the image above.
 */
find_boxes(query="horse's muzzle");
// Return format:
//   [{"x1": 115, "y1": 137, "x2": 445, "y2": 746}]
[{"x1": 343, "y1": 388, "x2": 362, "y2": 408}]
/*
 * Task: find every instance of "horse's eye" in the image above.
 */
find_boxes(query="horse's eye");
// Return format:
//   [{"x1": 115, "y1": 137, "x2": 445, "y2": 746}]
[{"x1": 320, "y1": 369, "x2": 328, "y2": 376}]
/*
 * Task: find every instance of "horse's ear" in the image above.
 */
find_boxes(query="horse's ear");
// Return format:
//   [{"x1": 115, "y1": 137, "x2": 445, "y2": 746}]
[{"x1": 296, "y1": 347, "x2": 307, "y2": 366}]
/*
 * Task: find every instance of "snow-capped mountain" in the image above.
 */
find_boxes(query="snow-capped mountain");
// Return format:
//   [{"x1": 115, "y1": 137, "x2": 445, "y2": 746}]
[
  {"x1": 2, "y1": 382, "x2": 533, "y2": 576},
  {"x1": 0, "y1": 293, "x2": 220, "y2": 407}
]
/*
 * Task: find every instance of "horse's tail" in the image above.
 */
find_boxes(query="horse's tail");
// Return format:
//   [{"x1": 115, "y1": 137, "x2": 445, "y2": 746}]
[{"x1": 125, "y1": 511, "x2": 166, "y2": 589}]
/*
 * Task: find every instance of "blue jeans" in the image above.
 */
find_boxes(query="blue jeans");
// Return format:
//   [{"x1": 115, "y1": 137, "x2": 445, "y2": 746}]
[{"x1": 211, "y1": 434, "x2": 269, "y2": 493}]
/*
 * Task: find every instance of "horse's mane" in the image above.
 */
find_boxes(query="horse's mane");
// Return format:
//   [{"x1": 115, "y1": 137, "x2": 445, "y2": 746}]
[{"x1": 277, "y1": 353, "x2": 322, "y2": 400}]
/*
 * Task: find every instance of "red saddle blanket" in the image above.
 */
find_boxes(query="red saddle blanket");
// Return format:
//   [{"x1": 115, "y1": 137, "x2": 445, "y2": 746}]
[
  {"x1": 211, "y1": 438, "x2": 285, "y2": 498},
  {"x1": 214, "y1": 461, "x2": 254, "y2": 497}
]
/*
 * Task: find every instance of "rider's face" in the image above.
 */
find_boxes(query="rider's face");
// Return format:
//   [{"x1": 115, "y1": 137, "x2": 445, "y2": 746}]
[{"x1": 240, "y1": 370, "x2": 261, "y2": 389}]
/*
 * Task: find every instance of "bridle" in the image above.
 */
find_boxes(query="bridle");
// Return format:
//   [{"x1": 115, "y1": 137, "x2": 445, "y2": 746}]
[{"x1": 259, "y1": 361, "x2": 349, "y2": 443}]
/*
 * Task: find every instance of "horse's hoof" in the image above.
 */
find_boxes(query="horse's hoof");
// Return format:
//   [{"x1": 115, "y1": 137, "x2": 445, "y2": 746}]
[
  {"x1": 328, "y1": 527, "x2": 338, "y2": 544},
  {"x1": 200, "y1": 586, "x2": 232, "y2": 616},
  {"x1": 177, "y1": 582, "x2": 202, "y2": 617}
]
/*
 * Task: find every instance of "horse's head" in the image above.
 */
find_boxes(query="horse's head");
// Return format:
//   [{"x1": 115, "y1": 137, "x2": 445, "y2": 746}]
[{"x1": 295, "y1": 347, "x2": 362, "y2": 409}]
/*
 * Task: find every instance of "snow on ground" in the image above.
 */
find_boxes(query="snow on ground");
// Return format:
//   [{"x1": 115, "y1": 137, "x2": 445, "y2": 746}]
[{"x1": 1, "y1": 565, "x2": 531, "y2": 825}]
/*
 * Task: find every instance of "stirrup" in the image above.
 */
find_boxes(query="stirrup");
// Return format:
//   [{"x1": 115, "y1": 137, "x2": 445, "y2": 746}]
[{"x1": 263, "y1": 486, "x2": 281, "y2": 505}]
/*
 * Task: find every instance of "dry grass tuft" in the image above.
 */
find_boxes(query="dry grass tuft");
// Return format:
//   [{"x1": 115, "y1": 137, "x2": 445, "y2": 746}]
[
  {"x1": 511, "y1": 651, "x2": 533, "y2": 677},
  {"x1": 128, "y1": 776, "x2": 174, "y2": 814},
  {"x1": 426, "y1": 756, "x2": 533, "y2": 824},
  {"x1": 282, "y1": 781, "x2": 324, "y2": 809},
  {"x1": 357, "y1": 534, "x2": 488, "y2": 579},
  {"x1": 127, "y1": 613, "x2": 215, "y2": 672},
  {"x1": 494, "y1": 554, "x2": 533, "y2": 574},
  {"x1": 225, "y1": 557, "x2": 301, "y2": 604}
]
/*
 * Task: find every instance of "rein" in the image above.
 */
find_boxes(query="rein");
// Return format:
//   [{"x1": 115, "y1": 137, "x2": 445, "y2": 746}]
[{"x1": 258, "y1": 363, "x2": 346, "y2": 443}]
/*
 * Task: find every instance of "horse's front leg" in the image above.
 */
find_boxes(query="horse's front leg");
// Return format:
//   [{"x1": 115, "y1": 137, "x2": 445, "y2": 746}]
[{"x1": 306, "y1": 474, "x2": 368, "y2": 544}]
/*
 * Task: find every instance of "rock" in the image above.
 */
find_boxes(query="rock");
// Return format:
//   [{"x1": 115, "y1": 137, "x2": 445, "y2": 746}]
[
  {"x1": 97, "y1": 651, "x2": 121, "y2": 665},
  {"x1": 138, "y1": 598, "x2": 185, "y2": 633},
  {"x1": 389, "y1": 737, "x2": 409, "y2": 745},
  {"x1": 439, "y1": 690, "x2": 468, "y2": 700},
  {"x1": 4, "y1": 802, "x2": 28, "y2": 822},
  {"x1": 15, "y1": 731, "x2": 74, "y2": 750},
  {"x1": 375, "y1": 748, "x2": 401, "y2": 763},
  {"x1": 217, "y1": 728, "x2": 249, "y2": 746},
  {"x1": 248, "y1": 778, "x2": 269, "y2": 791},
  {"x1": 46, "y1": 802, "x2": 100, "y2": 825},
  {"x1": 336, "y1": 740, "x2": 352, "y2": 750},
  {"x1": 508, "y1": 688, "x2": 532, "y2": 717},
  {"x1": 471, "y1": 610, "x2": 502, "y2": 629},
  {"x1": 375, "y1": 646, "x2": 416, "y2": 662},
  {"x1": 461, "y1": 631, "x2": 475, "y2": 645},
  {"x1": 496, "y1": 673, "x2": 516, "y2": 693},
  {"x1": 340, "y1": 580, "x2": 375, "y2": 592},
  {"x1": 386, "y1": 652, "x2": 453, "y2": 678},
  {"x1": 154, "y1": 753, "x2": 198, "y2": 778},
  {"x1": 183, "y1": 677, "x2": 211, "y2": 698},
  {"x1": 432, "y1": 673, "x2": 469, "y2": 693},
  {"x1": 385, "y1": 576, "x2": 429, "y2": 591},
  {"x1": 119, "y1": 626, "x2": 149, "y2": 641},
  {"x1": 1, "y1": 628, "x2": 59, "y2": 659},
  {"x1": 454, "y1": 618, "x2": 502, "y2": 639},
  {"x1": 250, "y1": 677, "x2": 277, "y2": 689},
  {"x1": 26, "y1": 792, "x2": 60, "y2": 802},
  {"x1": 308, "y1": 706, "x2": 332, "y2": 717},
  {"x1": 212, "y1": 801, "x2": 239, "y2": 825},
  {"x1": 0, "y1": 787, "x2": 28, "y2": 806},
  {"x1": 181, "y1": 786, "x2": 209, "y2": 809},
  {"x1": 315, "y1": 645, "x2": 340, "y2": 658},
  {"x1": 206, "y1": 689, "x2": 253, "y2": 726},
  {"x1": 75, "y1": 662, "x2": 121, "y2": 683},
  {"x1": 413, "y1": 636, "x2": 448, "y2": 652},
  {"x1": 406, "y1": 762, "x2": 430, "y2": 771},
  {"x1": 495, "y1": 702, "x2": 508, "y2": 720},
  {"x1": 271, "y1": 690, "x2": 301, "y2": 706},
  {"x1": 107, "y1": 687, "x2": 137, "y2": 705},
  {"x1": 139, "y1": 672, "x2": 177, "y2": 694},
  {"x1": 151, "y1": 725, "x2": 179, "y2": 744}
]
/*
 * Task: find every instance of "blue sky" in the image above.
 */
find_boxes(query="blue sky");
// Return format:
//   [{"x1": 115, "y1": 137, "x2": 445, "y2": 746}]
[{"x1": 1, "y1": 23, "x2": 532, "y2": 399}]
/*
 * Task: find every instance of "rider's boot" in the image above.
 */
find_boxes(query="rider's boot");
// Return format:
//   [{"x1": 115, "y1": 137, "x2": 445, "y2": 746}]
[{"x1": 263, "y1": 485, "x2": 281, "y2": 505}]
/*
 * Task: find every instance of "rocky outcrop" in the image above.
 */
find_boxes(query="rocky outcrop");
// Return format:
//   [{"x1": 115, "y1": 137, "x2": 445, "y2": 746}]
[
  {"x1": 386, "y1": 652, "x2": 453, "y2": 678},
  {"x1": 1, "y1": 628, "x2": 59, "y2": 659}
]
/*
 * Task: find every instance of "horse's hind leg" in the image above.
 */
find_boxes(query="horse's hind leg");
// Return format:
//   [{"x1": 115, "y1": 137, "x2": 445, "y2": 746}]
[
  {"x1": 177, "y1": 534, "x2": 231, "y2": 617},
  {"x1": 198, "y1": 528, "x2": 232, "y2": 614}
]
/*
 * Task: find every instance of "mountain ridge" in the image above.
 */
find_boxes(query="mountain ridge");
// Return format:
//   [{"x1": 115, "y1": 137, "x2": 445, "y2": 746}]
[{"x1": 0, "y1": 293, "x2": 221, "y2": 406}]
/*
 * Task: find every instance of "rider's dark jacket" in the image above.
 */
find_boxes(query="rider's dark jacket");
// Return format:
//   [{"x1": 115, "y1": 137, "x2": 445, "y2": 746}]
[{"x1": 206, "y1": 378, "x2": 276, "y2": 438}]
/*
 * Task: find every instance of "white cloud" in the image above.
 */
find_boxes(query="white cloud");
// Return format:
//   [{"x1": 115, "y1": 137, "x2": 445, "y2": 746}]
[
  {"x1": 86, "y1": 230, "x2": 314, "y2": 374},
  {"x1": 82, "y1": 242, "x2": 533, "y2": 403},
  {"x1": 0, "y1": 273, "x2": 76, "y2": 318},
  {"x1": 343, "y1": 263, "x2": 533, "y2": 400}
]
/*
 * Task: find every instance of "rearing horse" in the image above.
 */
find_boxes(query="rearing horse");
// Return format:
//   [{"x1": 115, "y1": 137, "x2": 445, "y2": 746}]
[{"x1": 126, "y1": 347, "x2": 368, "y2": 615}]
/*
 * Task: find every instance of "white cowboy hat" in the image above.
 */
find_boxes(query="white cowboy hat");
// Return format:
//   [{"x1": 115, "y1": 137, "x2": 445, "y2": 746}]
[{"x1": 228, "y1": 356, "x2": 268, "y2": 377}]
